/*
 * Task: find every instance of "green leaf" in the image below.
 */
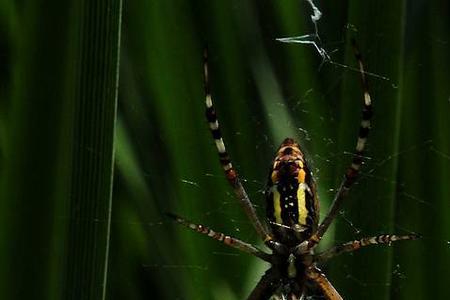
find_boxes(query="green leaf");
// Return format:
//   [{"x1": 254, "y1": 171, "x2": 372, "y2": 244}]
[{"x1": 0, "y1": 1, "x2": 122, "y2": 299}]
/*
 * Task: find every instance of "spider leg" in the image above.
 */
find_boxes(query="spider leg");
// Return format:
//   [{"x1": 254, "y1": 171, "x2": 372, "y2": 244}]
[
  {"x1": 246, "y1": 268, "x2": 280, "y2": 300},
  {"x1": 314, "y1": 233, "x2": 420, "y2": 263},
  {"x1": 203, "y1": 48, "x2": 271, "y2": 242},
  {"x1": 308, "y1": 40, "x2": 373, "y2": 247},
  {"x1": 305, "y1": 267, "x2": 343, "y2": 300},
  {"x1": 168, "y1": 213, "x2": 271, "y2": 262}
]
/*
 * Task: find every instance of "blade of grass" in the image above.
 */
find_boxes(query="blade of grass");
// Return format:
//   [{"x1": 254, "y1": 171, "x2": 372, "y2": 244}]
[
  {"x1": 0, "y1": 1, "x2": 122, "y2": 299},
  {"x1": 62, "y1": 1, "x2": 123, "y2": 299}
]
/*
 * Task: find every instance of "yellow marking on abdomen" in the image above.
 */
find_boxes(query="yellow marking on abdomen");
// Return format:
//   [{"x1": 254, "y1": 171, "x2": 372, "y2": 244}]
[
  {"x1": 298, "y1": 169, "x2": 306, "y2": 183},
  {"x1": 272, "y1": 188, "x2": 283, "y2": 224},
  {"x1": 271, "y1": 171, "x2": 278, "y2": 183},
  {"x1": 297, "y1": 183, "x2": 308, "y2": 225}
]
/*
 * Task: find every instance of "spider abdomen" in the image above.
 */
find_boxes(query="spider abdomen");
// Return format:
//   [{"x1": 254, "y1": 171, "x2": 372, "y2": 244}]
[{"x1": 266, "y1": 138, "x2": 319, "y2": 246}]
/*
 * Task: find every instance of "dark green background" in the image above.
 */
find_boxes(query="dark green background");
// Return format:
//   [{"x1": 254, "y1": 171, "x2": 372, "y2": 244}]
[{"x1": 0, "y1": 1, "x2": 449, "y2": 299}]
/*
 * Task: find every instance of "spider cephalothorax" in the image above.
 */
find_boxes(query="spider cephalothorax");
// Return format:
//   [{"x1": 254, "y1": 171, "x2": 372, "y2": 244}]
[{"x1": 169, "y1": 45, "x2": 419, "y2": 300}]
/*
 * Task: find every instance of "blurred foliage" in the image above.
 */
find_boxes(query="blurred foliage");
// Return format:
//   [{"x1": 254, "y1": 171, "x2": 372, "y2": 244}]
[
  {"x1": 0, "y1": 0, "x2": 449, "y2": 300},
  {"x1": 0, "y1": 0, "x2": 122, "y2": 299}
]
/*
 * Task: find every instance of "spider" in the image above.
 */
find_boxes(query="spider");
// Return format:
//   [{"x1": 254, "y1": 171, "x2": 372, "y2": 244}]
[{"x1": 169, "y1": 42, "x2": 419, "y2": 300}]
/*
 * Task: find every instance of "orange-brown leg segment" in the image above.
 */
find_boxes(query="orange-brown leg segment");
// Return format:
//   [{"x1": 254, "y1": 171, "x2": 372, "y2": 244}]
[{"x1": 306, "y1": 267, "x2": 343, "y2": 300}]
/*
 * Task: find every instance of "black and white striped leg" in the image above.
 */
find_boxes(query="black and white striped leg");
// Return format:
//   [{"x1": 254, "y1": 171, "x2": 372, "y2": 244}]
[
  {"x1": 246, "y1": 268, "x2": 280, "y2": 300},
  {"x1": 308, "y1": 40, "x2": 373, "y2": 247},
  {"x1": 168, "y1": 213, "x2": 271, "y2": 262},
  {"x1": 203, "y1": 48, "x2": 271, "y2": 242},
  {"x1": 315, "y1": 233, "x2": 420, "y2": 263}
]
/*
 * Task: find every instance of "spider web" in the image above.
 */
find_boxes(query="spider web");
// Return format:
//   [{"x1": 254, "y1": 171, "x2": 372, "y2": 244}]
[
  {"x1": 188, "y1": 3, "x2": 429, "y2": 299},
  {"x1": 111, "y1": 1, "x2": 450, "y2": 300}
]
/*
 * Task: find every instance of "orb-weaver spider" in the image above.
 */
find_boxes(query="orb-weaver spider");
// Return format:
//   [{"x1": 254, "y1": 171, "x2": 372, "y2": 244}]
[{"x1": 169, "y1": 42, "x2": 419, "y2": 299}]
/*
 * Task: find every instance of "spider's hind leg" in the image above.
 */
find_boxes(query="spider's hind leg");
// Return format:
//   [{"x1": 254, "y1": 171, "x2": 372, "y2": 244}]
[
  {"x1": 203, "y1": 48, "x2": 271, "y2": 242},
  {"x1": 308, "y1": 40, "x2": 374, "y2": 248}
]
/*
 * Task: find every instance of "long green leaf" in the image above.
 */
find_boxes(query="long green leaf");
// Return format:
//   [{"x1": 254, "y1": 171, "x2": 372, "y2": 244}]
[{"x1": 0, "y1": 1, "x2": 122, "y2": 299}]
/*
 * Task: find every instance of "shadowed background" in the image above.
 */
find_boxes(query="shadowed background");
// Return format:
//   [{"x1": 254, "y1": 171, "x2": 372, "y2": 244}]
[{"x1": 0, "y1": 1, "x2": 449, "y2": 300}]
